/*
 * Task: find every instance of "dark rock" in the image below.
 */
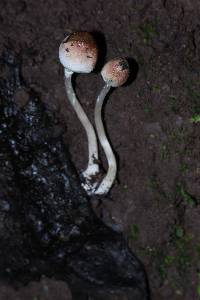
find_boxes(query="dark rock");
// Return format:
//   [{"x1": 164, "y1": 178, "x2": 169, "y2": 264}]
[{"x1": 0, "y1": 50, "x2": 149, "y2": 300}]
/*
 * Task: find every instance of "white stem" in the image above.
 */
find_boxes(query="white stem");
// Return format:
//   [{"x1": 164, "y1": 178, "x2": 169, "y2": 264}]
[
  {"x1": 94, "y1": 84, "x2": 117, "y2": 195},
  {"x1": 64, "y1": 69, "x2": 99, "y2": 192}
]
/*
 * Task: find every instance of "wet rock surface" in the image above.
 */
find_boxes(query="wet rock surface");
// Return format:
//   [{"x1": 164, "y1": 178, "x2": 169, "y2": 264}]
[
  {"x1": 0, "y1": 278, "x2": 72, "y2": 300},
  {"x1": 0, "y1": 52, "x2": 148, "y2": 299}
]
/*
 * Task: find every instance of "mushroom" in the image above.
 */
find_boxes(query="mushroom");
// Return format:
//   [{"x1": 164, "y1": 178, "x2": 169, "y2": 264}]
[
  {"x1": 59, "y1": 31, "x2": 99, "y2": 193},
  {"x1": 94, "y1": 58, "x2": 130, "y2": 195}
]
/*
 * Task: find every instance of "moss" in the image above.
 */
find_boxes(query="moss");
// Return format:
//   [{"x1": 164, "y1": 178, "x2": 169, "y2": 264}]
[
  {"x1": 129, "y1": 224, "x2": 140, "y2": 241},
  {"x1": 139, "y1": 23, "x2": 157, "y2": 43},
  {"x1": 176, "y1": 184, "x2": 199, "y2": 208}
]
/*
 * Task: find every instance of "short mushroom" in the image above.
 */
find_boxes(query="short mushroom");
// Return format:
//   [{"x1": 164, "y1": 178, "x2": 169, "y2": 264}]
[
  {"x1": 94, "y1": 58, "x2": 130, "y2": 195},
  {"x1": 59, "y1": 31, "x2": 99, "y2": 193}
]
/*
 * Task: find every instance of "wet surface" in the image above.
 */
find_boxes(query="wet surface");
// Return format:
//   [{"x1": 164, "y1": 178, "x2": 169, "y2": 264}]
[{"x1": 0, "y1": 51, "x2": 148, "y2": 299}]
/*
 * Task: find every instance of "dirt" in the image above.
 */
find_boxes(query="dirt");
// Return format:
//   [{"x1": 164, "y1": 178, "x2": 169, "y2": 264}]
[{"x1": 0, "y1": 0, "x2": 200, "y2": 299}]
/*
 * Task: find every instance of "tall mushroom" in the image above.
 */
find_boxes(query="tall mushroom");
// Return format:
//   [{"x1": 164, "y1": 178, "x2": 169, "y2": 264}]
[
  {"x1": 59, "y1": 31, "x2": 99, "y2": 193},
  {"x1": 94, "y1": 58, "x2": 130, "y2": 195}
]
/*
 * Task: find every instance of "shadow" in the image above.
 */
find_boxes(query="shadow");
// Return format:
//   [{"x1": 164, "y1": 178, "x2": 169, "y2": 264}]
[
  {"x1": 125, "y1": 57, "x2": 139, "y2": 86},
  {"x1": 92, "y1": 31, "x2": 107, "y2": 72}
]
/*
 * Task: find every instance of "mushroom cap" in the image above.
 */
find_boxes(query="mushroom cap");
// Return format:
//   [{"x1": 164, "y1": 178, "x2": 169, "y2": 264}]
[
  {"x1": 59, "y1": 31, "x2": 98, "y2": 73},
  {"x1": 101, "y1": 58, "x2": 129, "y2": 87}
]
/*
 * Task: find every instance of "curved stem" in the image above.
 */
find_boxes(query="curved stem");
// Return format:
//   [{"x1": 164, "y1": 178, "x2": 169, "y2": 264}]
[
  {"x1": 94, "y1": 84, "x2": 117, "y2": 195},
  {"x1": 64, "y1": 70, "x2": 99, "y2": 191}
]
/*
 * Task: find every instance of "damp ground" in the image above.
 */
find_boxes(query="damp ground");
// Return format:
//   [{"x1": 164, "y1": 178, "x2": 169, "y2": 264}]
[{"x1": 0, "y1": 0, "x2": 200, "y2": 299}]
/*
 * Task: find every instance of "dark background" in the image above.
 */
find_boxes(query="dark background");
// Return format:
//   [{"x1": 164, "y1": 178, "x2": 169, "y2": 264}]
[{"x1": 0, "y1": 0, "x2": 200, "y2": 299}]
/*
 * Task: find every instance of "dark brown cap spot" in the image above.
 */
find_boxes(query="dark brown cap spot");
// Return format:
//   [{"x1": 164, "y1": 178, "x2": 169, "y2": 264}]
[{"x1": 118, "y1": 60, "x2": 129, "y2": 71}]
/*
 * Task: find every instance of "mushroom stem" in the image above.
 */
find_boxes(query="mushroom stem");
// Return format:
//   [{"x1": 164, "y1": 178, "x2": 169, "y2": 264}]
[
  {"x1": 94, "y1": 84, "x2": 117, "y2": 195},
  {"x1": 64, "y1": 69, "x2": 99, "y2": 190}
]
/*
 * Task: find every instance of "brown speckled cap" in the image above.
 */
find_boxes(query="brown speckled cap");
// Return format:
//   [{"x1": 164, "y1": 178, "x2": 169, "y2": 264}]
[
  {"x1": 59, "y1": 31, "x2": 98, "y2": 73},
  {"x1": 101, "y1": 58, "x2": 129, "y2": 87}
]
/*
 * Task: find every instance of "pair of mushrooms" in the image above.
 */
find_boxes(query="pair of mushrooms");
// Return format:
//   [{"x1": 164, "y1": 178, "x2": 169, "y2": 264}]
[{"x1": 59, "y1": 31, "x2": 129, "y2": 195}]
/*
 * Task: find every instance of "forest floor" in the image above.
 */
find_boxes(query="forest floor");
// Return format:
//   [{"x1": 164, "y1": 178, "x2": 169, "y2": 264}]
[{"x1": 0, "y1": 0, "x2": 200, "y2": 299}]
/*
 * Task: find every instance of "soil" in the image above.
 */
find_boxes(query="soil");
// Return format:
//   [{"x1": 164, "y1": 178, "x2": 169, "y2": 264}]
[{"x1": 0, "y1": 0, "x2": 200, "y2": 299}]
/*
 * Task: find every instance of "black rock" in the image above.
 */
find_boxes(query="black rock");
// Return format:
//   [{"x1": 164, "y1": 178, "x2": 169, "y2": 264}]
[{"x1": 0, "y1": 49, "x2": 149, "y2": 300}]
